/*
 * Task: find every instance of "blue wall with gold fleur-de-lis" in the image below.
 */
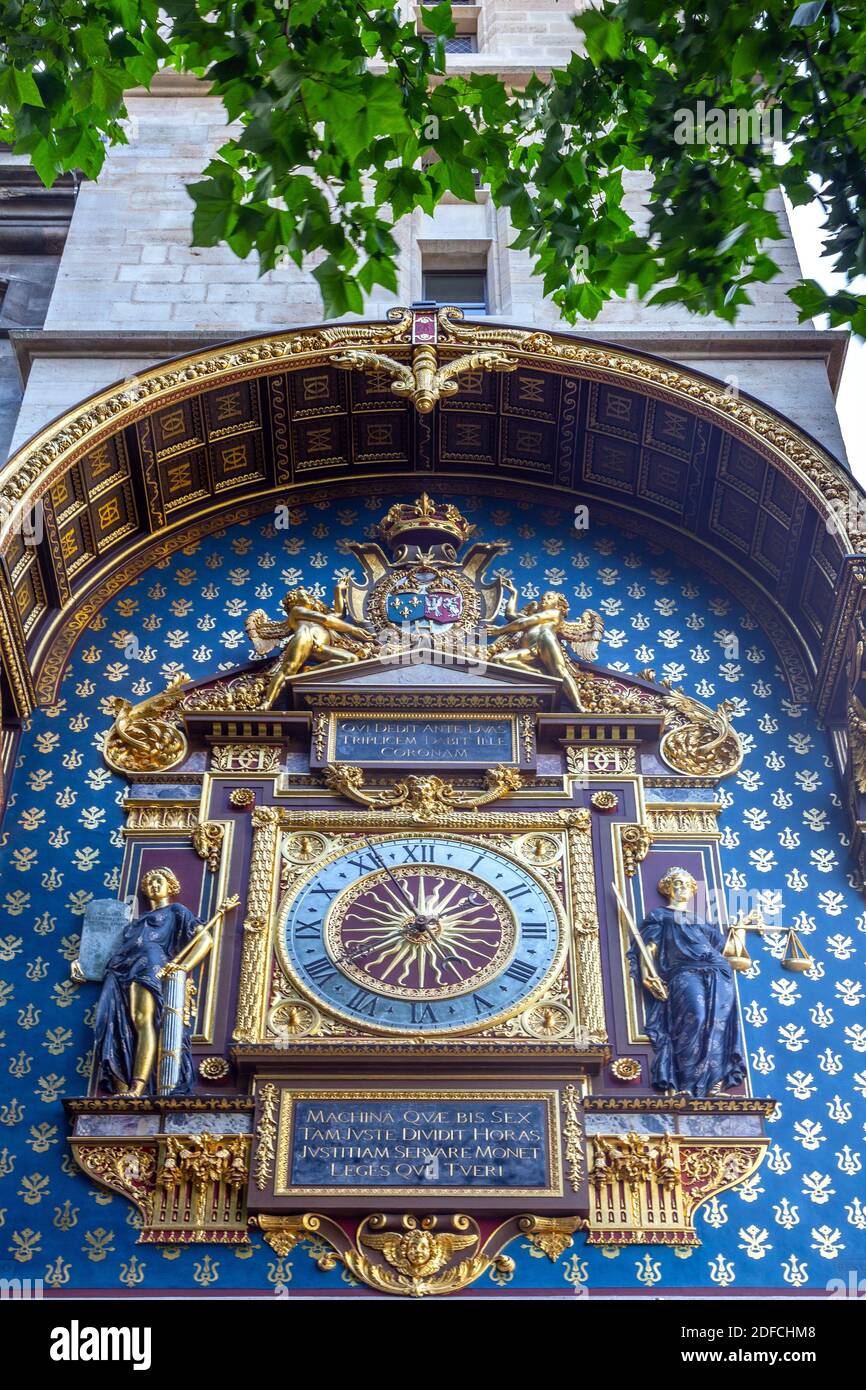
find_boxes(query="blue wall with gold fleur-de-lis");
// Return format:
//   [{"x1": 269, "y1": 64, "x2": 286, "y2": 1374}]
[{"x1": 0, "y1": 493, "x2": 863, "y2": 1296}]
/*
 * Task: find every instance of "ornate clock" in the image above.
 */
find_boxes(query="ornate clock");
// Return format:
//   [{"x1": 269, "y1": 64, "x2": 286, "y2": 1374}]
[{"x1": 278, "y1": 834, "x2": 567, "y2": 1034}]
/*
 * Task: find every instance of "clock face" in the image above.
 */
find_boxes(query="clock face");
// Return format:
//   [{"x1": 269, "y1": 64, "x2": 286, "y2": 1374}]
[{"x1": 278, "y1": 834, "x2": 565, "y2": 1034}]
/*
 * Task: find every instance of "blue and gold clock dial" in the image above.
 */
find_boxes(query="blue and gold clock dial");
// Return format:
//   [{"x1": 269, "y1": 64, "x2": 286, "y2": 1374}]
[{"x1": 278, "y1": 835, "x2": 565, "y2": 1034}]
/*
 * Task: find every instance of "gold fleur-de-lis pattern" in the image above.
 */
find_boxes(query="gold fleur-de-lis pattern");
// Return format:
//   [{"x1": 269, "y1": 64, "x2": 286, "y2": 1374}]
[{"x1": 0, "y1": 494, "x2": 863, "y2": 1295}]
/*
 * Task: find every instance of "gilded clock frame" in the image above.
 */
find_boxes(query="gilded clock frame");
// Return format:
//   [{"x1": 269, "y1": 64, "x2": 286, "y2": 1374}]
[
  {"x1": 273, "y1": 831, "x2": 568, "y2": 1036},
  {"x1": 233, "y1": 805, "x2": 606, "y2": 1048}
]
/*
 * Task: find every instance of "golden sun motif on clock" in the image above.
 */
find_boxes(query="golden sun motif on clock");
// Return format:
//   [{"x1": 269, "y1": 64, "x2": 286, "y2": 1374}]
[{"x1": 325, "y1": 867, "x2": 517, "y2": 1000}]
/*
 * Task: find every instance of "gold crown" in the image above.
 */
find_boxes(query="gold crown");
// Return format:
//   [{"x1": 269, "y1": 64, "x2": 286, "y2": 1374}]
[{"x1": 377, "y1": 494, "x2": 475, "y2": 549}]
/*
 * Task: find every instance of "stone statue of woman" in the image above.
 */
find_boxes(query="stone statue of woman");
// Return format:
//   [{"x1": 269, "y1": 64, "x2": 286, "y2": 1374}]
[
  {"x1": 630, "y1": 867, "x2": 746, "y2": 1097},
  {"x1": 93, "y1": 868, "x2": 236, "y2": 1097}
]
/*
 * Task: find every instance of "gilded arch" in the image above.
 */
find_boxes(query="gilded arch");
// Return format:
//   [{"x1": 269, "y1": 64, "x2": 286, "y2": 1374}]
[{"x1": 0, "y1": 312, "x2": 861, "y2": 736}]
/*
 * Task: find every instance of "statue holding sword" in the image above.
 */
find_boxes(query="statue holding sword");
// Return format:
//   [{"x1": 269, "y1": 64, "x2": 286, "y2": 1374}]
[{"x1": 93, "y1": 867, "x2": 239, "y2": 1097}]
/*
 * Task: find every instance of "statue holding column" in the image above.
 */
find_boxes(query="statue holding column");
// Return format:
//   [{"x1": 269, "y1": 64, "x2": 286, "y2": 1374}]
[
  {"x1": 93, "y1": 867, "x2": 238, "y2": 1097},
  {"x1": 629, "y1": 867, "x2": 745, "y2": 1098}
]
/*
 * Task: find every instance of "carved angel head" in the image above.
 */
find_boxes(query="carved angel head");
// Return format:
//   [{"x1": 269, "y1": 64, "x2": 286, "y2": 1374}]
[
  {"x1": 280, "y1": 588, "x2": 326, "y2": 615},
  {"x1": 541, "y1": 591, "x2": 569, "y2": 617}
]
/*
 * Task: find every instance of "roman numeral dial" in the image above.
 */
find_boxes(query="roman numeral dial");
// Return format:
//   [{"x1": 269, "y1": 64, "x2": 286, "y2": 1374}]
[{"x1": 279, "y1": 834, "x2": 565, "y2": 1035}]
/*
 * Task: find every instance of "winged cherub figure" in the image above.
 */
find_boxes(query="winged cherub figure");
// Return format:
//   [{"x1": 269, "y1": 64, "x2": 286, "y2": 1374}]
[
  {"x1": 488, "y1": 580, "x2": 604, "y2": 712},
  {"x1": 245, "y1": 579, "x2": 376, "y2": 708}
]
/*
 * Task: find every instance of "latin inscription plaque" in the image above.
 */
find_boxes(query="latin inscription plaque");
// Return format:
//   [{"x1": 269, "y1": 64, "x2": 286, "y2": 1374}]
[
  {"x1": 273, "y1": 1090, "x2": 561, "y2": 1197},
  {"x1": 332, "y1": 715, "x2": 515, "y2": 764}
]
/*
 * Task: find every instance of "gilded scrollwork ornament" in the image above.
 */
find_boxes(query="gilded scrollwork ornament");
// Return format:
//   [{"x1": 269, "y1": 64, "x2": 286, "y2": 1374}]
[
  {"x1": 330, "y1": 343, "x2": 517, "y2": 415},
  {"x1": 192, "y1": 821, "x2": 224, "y2": 873},
  {"x1": 72, "y1": 1143, "x2": 157, "y2": 1224},
  {"x1": 660, "y1": 689, "x2": 743, "y2": 778},
  {"x1": 620, "y1": 823, "x2": 652, "y2": 878},
  {"x1": 182, "y1": 674, "x2": 268, "y2": 714},
  {"x1": 103, "y1": 674, "x2": 189, "y2": 774},
  {"x1": 257, "y1": 1212, "x2": 522, "y2": 1298},
  {"x1": 324, "y1": 763, "x2": 523, "y2": 820},
  {"x1": 517, "y1": 1215, "x2": 583, "y2": 1261}
]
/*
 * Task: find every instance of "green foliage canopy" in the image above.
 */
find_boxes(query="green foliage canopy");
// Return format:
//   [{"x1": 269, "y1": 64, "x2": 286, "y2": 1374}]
[{"x1": 0, "y1": 0, "x2": 863, "y2": 329}]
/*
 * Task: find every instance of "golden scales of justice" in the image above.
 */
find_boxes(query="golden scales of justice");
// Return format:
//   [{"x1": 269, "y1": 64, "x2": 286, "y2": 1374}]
[
  {"x1": 721, "y1": 908, "x2": 813, "y2": 974},
  {"x1": 613, "y1": 887, "x2": 813, "y2": 989}
]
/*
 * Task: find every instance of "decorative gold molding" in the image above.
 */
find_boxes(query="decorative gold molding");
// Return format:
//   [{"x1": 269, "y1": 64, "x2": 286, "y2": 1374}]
[
  {"x1": 566, "y1": 821, "x2": 607, "y2": 1044},
  {"x1": 562, "y1": 1083, "x2": 583, "y2": 1192},
  {"x1": 124, "y1": 802, "x2": 199, "y2": 832},
  {"x1": 586, "y1": 1133, "x2": 768, "y2": 1247},
  {"x1": 234, "y1": 806, "x2": 280, "y2": 1042},
  {"x1": 254, "y1": 1082, "x2": 278, "y2": 1191},
  {"x1": 261, "y1": 806, "x2": 593, "y2": 833},
  {"x1": 567, "y1": 745, "x2": 637, "y2": 776},
  {"x1": 645, "y1": 804, "x2": 721, "y2": 836},
  {"x1": 211, "y1": 743, "x2": 282, "y2": 773}
]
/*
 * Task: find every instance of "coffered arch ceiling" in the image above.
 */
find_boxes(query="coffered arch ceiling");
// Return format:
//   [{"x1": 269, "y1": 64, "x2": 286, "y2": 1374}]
[{"x1": 0, "y1": 316, "x2": 862, "y2": 719}]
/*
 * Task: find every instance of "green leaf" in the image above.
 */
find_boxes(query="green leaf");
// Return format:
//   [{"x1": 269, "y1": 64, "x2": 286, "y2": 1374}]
[
  {"x1": 187, "y1": 175, "x2": 239, "y2": 245},
  {"x1": 0, "y1": 65, "x2": 45, "y2": 112},
  {"x1": 313, "y1": 256, "x2": 364, "y2": 318},
  {"x1": 420, "y1": 3, "x2": 456, "y2": 39}
]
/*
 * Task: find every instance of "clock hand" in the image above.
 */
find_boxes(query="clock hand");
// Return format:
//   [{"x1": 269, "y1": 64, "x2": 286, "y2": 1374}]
[
  {"x1": 360, "y1": 837, "x2": 419, "y2": 916},
  {"x1": 360, "y1": 837, "x2": 452, "y2": 931},
  {"x1": 357, "y1": 839, "x2": 466, "y2": 982}
]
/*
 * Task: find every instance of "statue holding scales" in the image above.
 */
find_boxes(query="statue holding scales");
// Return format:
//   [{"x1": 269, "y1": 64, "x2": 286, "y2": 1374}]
[
  {"x1": 92, "y1": 868, "x2": 238, "y2": 1097},
  {"x1": 615, "y1": 869, "x2": 746, "y2": 1098}
]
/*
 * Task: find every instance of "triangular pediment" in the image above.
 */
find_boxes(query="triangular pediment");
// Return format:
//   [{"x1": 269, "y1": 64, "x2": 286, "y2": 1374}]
[{"x1": 287, "y1": 653, "x2": 563, "y2": 709}]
